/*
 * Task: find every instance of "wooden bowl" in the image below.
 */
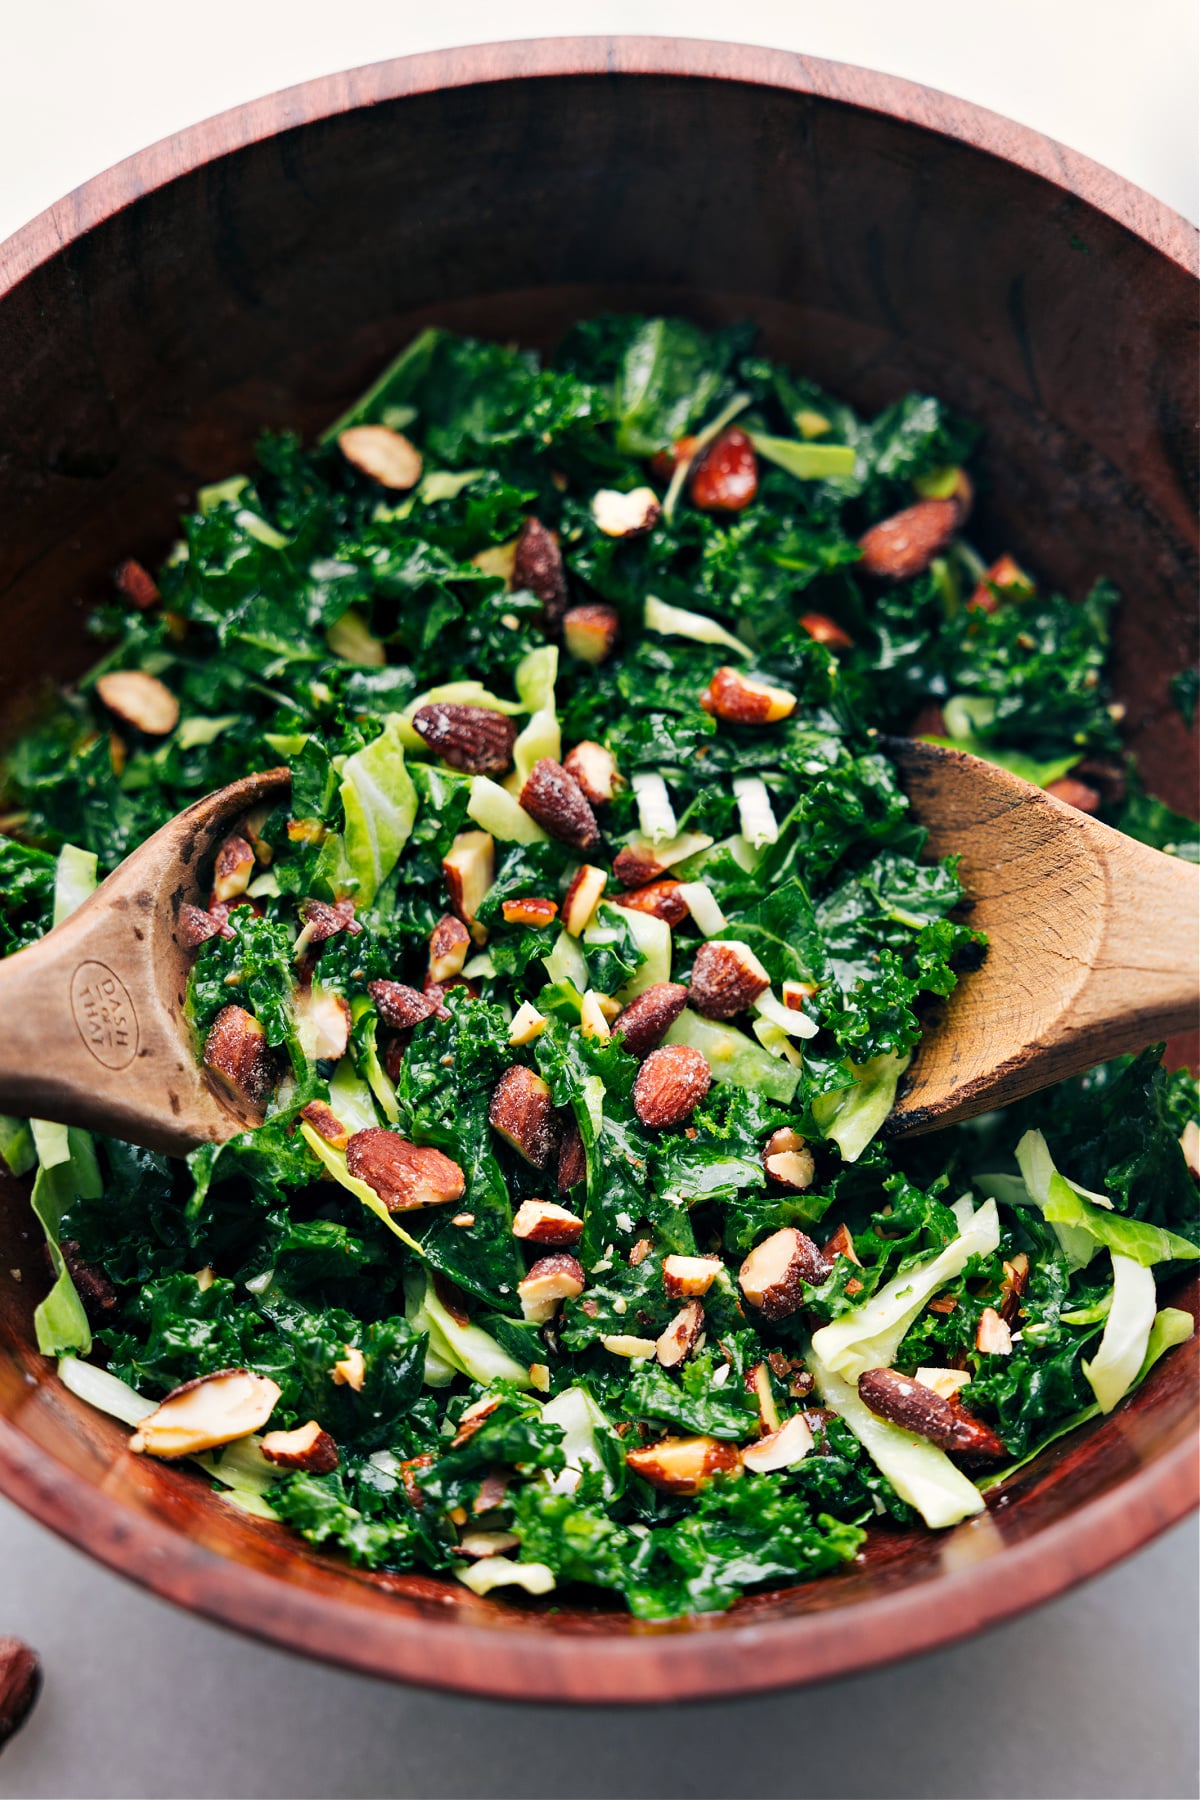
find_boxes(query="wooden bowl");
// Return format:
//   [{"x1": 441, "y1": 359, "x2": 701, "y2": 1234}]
[{"x1": 0, "y1": 39, "x2": 1196, "y2": 1703}]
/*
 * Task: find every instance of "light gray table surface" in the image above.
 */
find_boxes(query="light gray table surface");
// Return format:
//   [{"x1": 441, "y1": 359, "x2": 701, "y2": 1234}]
[
  {"x1": 1, "y1": 1496, "x2": 1196, "y2": 1799},
  {"x1": 1, "y1": 7, "x2": 1197, "y2": 1798}
]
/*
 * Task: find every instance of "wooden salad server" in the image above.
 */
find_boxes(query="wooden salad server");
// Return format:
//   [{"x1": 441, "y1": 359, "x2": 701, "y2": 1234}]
[
  {"x1": 0, "y1": 769, "x2": 290, "y2": 1157},
  {"x1": 886, "y1": 738, "x2": 1199, "y2": 1135}
]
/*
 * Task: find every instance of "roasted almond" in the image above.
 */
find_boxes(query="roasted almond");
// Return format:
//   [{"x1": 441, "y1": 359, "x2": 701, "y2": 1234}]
[
  {"x1": 338, "y1": 423, "x2": 422, "y2": 490},
  {"x1": 625, "y1": 1434, "x2": 740, "y2": 1495},
  {"x1": 298, "y1": 897, "x2": 362, "y2": 945},
  {"x1": 261, "y1": 1420, "x2": 340, "y2": 1473},
  {"x1": 612, "y1": 981, "x2": 689, "y2": 1059},
  {"x1": 662, "y1": 1253, "x2": 723, "y2": 1299},
  {"x1": 799, "y1": 611, "x2": 854, "y2": 649},
  {"x1": 592, "y1": 486, "x2": 661, "y2": 537},
  {"x1": 428, "y1": 912, "x2": 472, "y2": 981},
  {"x1": 114, "y1": 556, "x2": 160, "y2": 609},
  {"x1": 611, "y1": 878, "x2": 688, "y2": 925},
  {"x1": 331, "y1": 1346, "x2": 366, "y2": 1391},
  {"x1": 741, "y1": 1413, "x2": 814, "y2": 1473},
  {"x1": 563, "y1": 740, "x2": 622, "y2": 805},
  {"x1": 746, "y1": 1360, "x2": 781, "y2": 1434},
  {"x1": 345, "y1": 1127, "x2": 466, "y2": 1211},
  {"x1": 562, "y1": 863, "x2": 608, "y2": 937},
  {"x1": 411, "y1": 702, "x2": 518, "y2": 775},
  {"x1": 689, "y1": 428, "x2": 758, "y2": 512},
  {"x1": 999, "y1": 1251, "x2": 1031, "y2": 1326},
  {"x1": 178, "y1": 902, "x2": 232, "y2": 947},
  {"x1": 0, "y1": 1637, "x2": 41, "y2": 1750},
  {"x1": 857, "y1": 496, "x2": 961, "y2": 581},
  {"x1": 130, "y1": 1368, "x2": 281, "y2": 1458},
  {"x1": 688, "y1": 940, "x2": 770, "y2": 1019},
  {"x1": 738, "y1": 1227, "x2": 827, "y2": 1320},
  {"x1": 489, "y1": 1065, "x2": 557, "y2": 1168},
  {"x1": 300, "y1": 1099, "x2": 350, "y2": 1150},
  {"x1": 967, "y1": 553, "x2": 1033, "y2": 614},
  {"x1": 519, "y1": 758, "x2": 601, "y2": 850},
  {"x1": 656, "y1": 1299, "x2": 704, "y2": 1368},
  {"x1": 511, "y1": 1198, "x2": 584, "y2": 1247},
  {"x1": 442, "y1": 830, "x2": 495, "y2": 943},
  {"x1": 295, "y1": 985, "x2": 352, "y2": 1061},
  {"x1": 96, "y1": 669, "x2": 180, "y2": 736},
  {"x1": 518, "y1": 1252, "x2": 586, "y2": 1323},
  {"x1": 53, "y1": 1239, "x2": 117, "y2": 1323},
  {"x1": 632, "y1": 1043, "x2": 712, "y2": 1129},
  {"x1": 203, "y1": 1005, "x2": 276, "y2": 1111},
  {"x1": 563, "y1": 603, "x2": 620, "y2": 664},
  {"x1": 211, "y1": 834, "x2": 255, "y2": 903},
  {"x1": 556, "y1": 1114, "x2": 586, "y2": 1191},
  {"x1": 629, "y1": 1237, "x2": 655, "y2": 1266},
  {"x1": 369, "y1": 979, "x2": 439, "y2": 1030},
  {"x1": 763, "y1": 1126, "x2": 815, "y2": 1190},
  {"x1": 699, "y1": 665, "x2": 796, "y2": 724},
  {"x1": 649, "y1": 434, "x2": 699, "y2": 480},
  {"x1": 857, "y1": 1367, "x2": 1006, "y2": 1460},
  {"x1": 1045, "y1": 777, "x2": 1101, "y2": 815},
  {"x1": 822, "y1": 1221, "x2": 861, "y2": 1267},
  {"x1": 976, "y1": 1306, "x2": 1014, "y2": 1355},
  {"x1": 512, "y1": 516, "x2": 568, "y2": 624},
  {"x1": 501, "y1": 896, "x2": 559, "y2": 928},
  {"x1": 612, "y1": 844, "x2": 669, "y2": 888}
]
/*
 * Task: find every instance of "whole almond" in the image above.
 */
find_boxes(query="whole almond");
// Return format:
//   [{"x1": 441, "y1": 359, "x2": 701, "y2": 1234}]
[
  {"x1": 512, "y1": 516, "x2": 568, "y2": 624},
  {"x1": 857, "y1": 496, "x2": 960, "y2": 581},
  {"x1": 411, "y1": 702, "x2": 518, "y2": 774},
  {"x1": 612, "y1": 878, "x2": 688, "y2": 925},
  {"x1": 688, "y1": 940, "x2": 770, "y2": 1019},
  {"x1": 689, "y1": 428, "x2": 758, "y2": 512},
  {"x1": 519, "y1": 757, "x2": 601, "y2": 850},
  {"x1": 368, "y1": 979, "x2": 439, "y2": 1030},
  {"x1": 613, "y1": 981, "x2": 689, "y2": 1059},
  {"x1": 857, "y1": 1367, "x2": 1006, "y2": 1460},
  {"x1": 345, "y1": 1127, "x2": 466, "y2": 1211},
  {"x1": 632, "y1": 1043, "x2": 712, "y2": 1129},
  {"x1": 489, "y1": 1065, "x2": 557, "y2": 1168},
  {"x1": 114, "y1": 557, "x2": 160, "y2": 609}
]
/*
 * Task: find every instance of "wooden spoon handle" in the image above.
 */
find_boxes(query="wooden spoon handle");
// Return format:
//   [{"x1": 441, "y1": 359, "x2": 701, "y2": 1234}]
[{"x1": 1073, "y1": 827, "x2": 1199, "y2": 1048}]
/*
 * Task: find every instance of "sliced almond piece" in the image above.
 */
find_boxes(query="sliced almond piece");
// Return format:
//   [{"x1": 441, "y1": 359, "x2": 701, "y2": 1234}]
[
  {"x1": 518, "y1": 1253, "x2": 586, "y2": 1323},
  {"x1": 625, "y1": 1434, "x2": 740, "y2": 1495},
  {"x1": 563, "y1": 604, "x2": 620, "y2": 664},
  {"x1": 563, "y1": 741, "x2": 622, "y2": 805},
  {"x1": 260, "y1": 1420, "x2": 340, "y2": 1473},
  {"x1": 331, "y1": 1346, "x2": 366, "y2": 1391},
  {"x1": 999, "y1": 1251, "x2": 1031, "y2": 1325},
  {"x1": 338, "y1": 424, "x2": 422, "y2": 490},
  {"x1": 458, "y1": 1527, "x2": 522, "y2": 1559},
  {"x1": 914, "y1": 1367, "x2": 973, "y2": 1402},
  {"x1": 738, "y1": 1227, "x2": 827, "y2": 1321},
  {"x1": 662, "y1": 1253, "x2": 723, "y2": 1299},
  {"x1": 428, "y1": 913, "x2": 471, "y2": 982},
  {"x1": 212, "y1": 834, "x2": 255, "y2": 903},
  {"x1": 976, "y1": 1307, "x2": 1014, "y2": 1355},
  {"x1": 511, "y1": 1198, "x2": 584, "y2": 1247},
  {"x1": 656, "y1": 1299, "x2": 704, "y2": 1368},
  {"x1": 203, "y1": 1005, "x2": 276, "y2": 1112},
  {"x1": 345, "y1": 1127, "x2": 466, "y2": 1211},
  {"x1": 489, "y1": 1066, "x2": 556, "y2": 1168},
  {"x1": 689, "y1": 940, "x2": 770, "y2": 1019},
  {"x1": 508, "y1": 1001, "x2": 548, "y2": 1046},
  {"x1": 592, "y1": 487, "x2": 661, "y2": 538},
  {"x1": 821, "y1": 1221, "x2": 861, "y2": 1266},
  {"x1": 632, "y1": 1044, "x2": 712, "y2": 1129},
  {"x1": 601, "y1": 1334, "x2": 659, "y2": 1359},
  {"x1": 742, "y1": 1413, "x2": 814, "y2": 1473},
  {"x1": 699, "y1": 666, "x2": 796, "y2": 724},
  {"x1": 129, "y1": 1368, "x2": 281, "y2": 1458},
  {"x1": 299, "y1": 1100, "x2": 350, "y2": 1151},
  {"x1": 763, "y1": 1126, "x2": 815, "y2": 1191},
  {"x1": 442, "y1": 830, "x2": 495, "y2": 945},
  {"x1": 96, "y1": 669, "x2": 180, "y2": 737},
  {"x1": 562, "y1": 864, "x2": 608, "y2": 936}
]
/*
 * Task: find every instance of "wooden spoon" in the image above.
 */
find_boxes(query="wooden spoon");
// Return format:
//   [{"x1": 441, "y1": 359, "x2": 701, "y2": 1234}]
[
  {"x1": 0, "y1": 769, "x2": 290, "y2": 1157},
  {"x1": 886, "y1": 739, "x2": 1199, "y2": 1135}
]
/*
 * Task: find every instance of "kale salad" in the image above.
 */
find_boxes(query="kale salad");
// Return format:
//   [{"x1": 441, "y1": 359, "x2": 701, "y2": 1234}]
[{"x1": 2, "y1": 316, "x2": 1197, "y2": 1621}]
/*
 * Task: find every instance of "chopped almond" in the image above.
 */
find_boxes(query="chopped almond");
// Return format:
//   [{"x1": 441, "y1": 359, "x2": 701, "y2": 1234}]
[
  {"x1": 592, "y1": 487, "x2": 661, "y2": 537},
  {"x1": 857, "y1": 496, "x2": 961, "y2": 582},
  {"x1": 489, "y1": 1066, "x2": 556, "y2": 1168},
  {"x1": 746, "y1": 1360, "x2": 781, "y2": 1434},
  {"x1": 799, "y1": 612, "x2": 853, "y2": 649},
  {"x1": 822, "y1": 1221, "x2": 861, "y2": 1266},
  {"x1": 428, "y1": 913, "x2": 471, "y2": 981},
  {"x1": 763, "y1": 1126, "x2": 815, "y2": 1191},
  {"x1": 331, "y1": 1346, "x2": 366, "y2": 1391},
  {"x1": 914, "y1": 1367, "x2": 973, "y2": 1402},
  {"x1": 689, "y1": 428, "x2": 758, "y2": 512},
  {"x1": 976, "y1": 1307, "x2": 1014, "y2": 1355},
  {"x1": 114, "y1": 557, "x2": 160, "y2": 609},
  {"x1": 656, "y1": 1299, "x2": 704, "y2": 1368},
  {"x1": 95, "y1": 669, "x2": 180, "y2": 737},
  {"x1": 611, "y1": 878, "x2": 688, "y2": 925},
  {"x1": 212, "y1": 834, "x2": 255, "y2": 903},
  {"x1": 368, "y1": 979, "x2": 438, "y2": 1031},
  {"x1": 261, "y1": 1420, "x2": 340, "y2": 1473},
  {"x1": 508, "y1": 1001, "x2": 548, "y2": 1046},
  {"x1": 512, "y1": 1198, "x2": 584, "y2": 1247},
  {"x1": 738, "y1": 1227, "x2": 827, "y2": 1320},
  {"x1": 579, "y1": 990, "x2": 612, "y2": 1041},
  {"x1": 300, "y1": 1100, "x2": 350, "y2": 1150},
  {"x1": 699, "y1": 666, "x2": 796, "y2": 724},
  {"x1": 601, "y1": 1334, "x2": 659, "y2": 1359},
  {"x1": 563, "y1": 741, "x2": 622, "y2": 805},
  {"x1": 203, "y1": 1005, "x2": 276, "y2": 1112},
  {"x1": 129, "y1": 1368, "x2": 281, "y2": 1458},
  {"x1": 518, "y1": 1253, "x2": 586, "y2": 1323},
  {"x1": 459, "y1": 1527, "x2": 521, "y2": 1559},
  {"x1": 662, "y1": 1253, "x2": 722, "y2": 1299},
  {"x1": 563, "y1": 604, "x2": 620, "y2": 664},
  {"x1": 338, "y1": 423, "x2": 422, "y2": 490},
  {"x1": 625, "y1": 1434, "x2": 740, "y2": 1494},
  {"x1": 689, "y1": 940, "x2": 770, "y2": 1019},
  {"x1": 295, "y1": 985, "x2": 352, "y2": 1061},
  {"x1": 742, "y1": 1412, "x2": 813, "y2": 1472}
]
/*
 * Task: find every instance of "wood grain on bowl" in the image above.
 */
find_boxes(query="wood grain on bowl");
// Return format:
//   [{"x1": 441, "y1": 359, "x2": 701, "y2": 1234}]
[{"x1": 0, "y1": 39, "x2": 1196, "y2": 1701}]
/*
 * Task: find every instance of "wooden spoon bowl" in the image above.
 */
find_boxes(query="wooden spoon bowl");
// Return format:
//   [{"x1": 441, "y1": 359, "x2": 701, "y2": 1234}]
[{"x1": 0, "y1": 40, "x2": 1195, "y2": 1702}]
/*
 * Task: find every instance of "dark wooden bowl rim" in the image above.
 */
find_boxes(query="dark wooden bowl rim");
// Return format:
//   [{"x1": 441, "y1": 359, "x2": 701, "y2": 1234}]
[{"x1": 0, "y1": 37, "x2": 1196, "y2": 1703}]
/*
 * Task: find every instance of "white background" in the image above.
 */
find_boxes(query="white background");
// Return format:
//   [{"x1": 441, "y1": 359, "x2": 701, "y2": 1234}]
[{"x1": 1, "y1": 6, "x2": 1197, "y2": 1798}]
